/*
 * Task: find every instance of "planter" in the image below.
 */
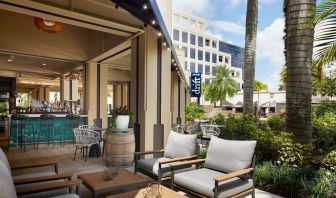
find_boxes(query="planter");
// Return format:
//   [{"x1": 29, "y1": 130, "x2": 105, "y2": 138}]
[{"x1": 116, "y1": 115, "x2": 130, "y2": 129}]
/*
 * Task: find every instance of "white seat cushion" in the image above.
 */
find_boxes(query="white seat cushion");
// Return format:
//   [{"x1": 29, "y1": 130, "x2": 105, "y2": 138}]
[
  {"x1": 0, "y1": 161, "x2": 17, "y2": 198},
  {"x1": 175, "y1": 168, "x2": 253, "y2": 198},
  {"x1": 205, "y1": 137, "x2": 256, "y2": 173},
  {"x1": 137, "y1": 157, "x2": 195, "y2": 177},
  {"x1": 164, "y1": 131, "x2": 197, "y2": 158},
  {"x1": 0, "y1": 148, "x2": 10, "y2": 171}
]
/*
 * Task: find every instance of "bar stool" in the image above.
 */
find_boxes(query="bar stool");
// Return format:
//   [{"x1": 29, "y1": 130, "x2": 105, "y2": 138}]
[
  {"x1": 65, "y1": 114, "x2": 80, "y2": 145},
  {"x1": 11, "y1": 114, "x2": 36, "y2": 151},
  {"x1": 39, "y1": 114, "x2": 61, "y2": 149}
]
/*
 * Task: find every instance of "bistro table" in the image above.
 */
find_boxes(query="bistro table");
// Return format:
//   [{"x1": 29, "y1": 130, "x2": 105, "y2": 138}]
[{"x1": 78, "y1": 169, "x2": 148, "y2": 198}]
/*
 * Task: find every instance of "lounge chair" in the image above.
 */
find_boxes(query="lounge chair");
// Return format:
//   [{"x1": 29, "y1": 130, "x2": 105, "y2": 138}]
[
  {"x1": 0, "y1": 160, "x2": 82, "y2": 198},
  {"x1": 134, "y1": 131, "x2": 198, "y2": 183},
  {"x1": 170, "y1": 136, "x2": 257, "y2": 198}
]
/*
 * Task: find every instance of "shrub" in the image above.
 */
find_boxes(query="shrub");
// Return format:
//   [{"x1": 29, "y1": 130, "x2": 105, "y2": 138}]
[
  {"x1": 322, "y1": 150, "x2": 336, "y2": 172},
  {"x1": 312, "y1": 100, "x2": 336, "y2": 117},
  {"x1": 251, "y1": 129, "x2": 278, "y2": 162},
  {"x1": 308, "y1": 169, "x2": 336, "y2": 198},
  {"x1": 312, "y1": 112, "x2": 336, "y2": 152},
  {"x1": 254, "y1": 162, "x2": 314, "y2": 197},
  {"x1": 218, "y1": 114, "x2": 258, "y2": 140},
  {"x1": 267, "y1": 115, "x2": 285, "y2": 132},
  {"x1": 198, "y1": 147, "x2": 207, "y2": 159},
  {"x1": 185, "y1": 102, "x2": 204, "y2": 122}
]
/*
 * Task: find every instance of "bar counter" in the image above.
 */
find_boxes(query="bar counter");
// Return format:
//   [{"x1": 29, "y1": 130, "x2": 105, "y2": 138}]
[{"x1": 8, "y1": 114, "x2": 87, "y2": 147}]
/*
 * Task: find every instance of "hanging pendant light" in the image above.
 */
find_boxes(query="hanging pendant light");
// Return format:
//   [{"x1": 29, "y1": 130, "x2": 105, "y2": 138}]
[{"x1": 34, "y1": 17, "x2": 63, "y2": 33}]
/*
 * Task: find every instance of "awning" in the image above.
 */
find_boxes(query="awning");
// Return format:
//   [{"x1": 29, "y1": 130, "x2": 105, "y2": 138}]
[
  {"x1": 222, "y1": 101, "x2": 233, "y2": 107},
  {"x1": 233, "y1": 101, "x2": 243, "y2": 107},
  {"x1": 260, "y1": 101, "x2": 276, "y2": 108}
]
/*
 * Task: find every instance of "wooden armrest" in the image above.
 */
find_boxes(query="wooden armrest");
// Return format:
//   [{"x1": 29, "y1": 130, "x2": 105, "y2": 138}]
[
  {"x1": 14, "y1": 173, "x2": 74, "y2": 185},
  {"x1": 213, "y1": 168, "x2": 254, "y2": 182},
  {"x1": 10, "y1": 160, "x2": 58, "y2": 171},
  {"x1": 170, "y1": 159, "x2": 205, "y2": 168},
  {"x1": 134, "y1": 149, "x2": 165, "y2": 156},
  {"x1": 16, "y1": 179, "x2": 82, "y2": 195},
  {"x1": 157, "y1": 155, "x2": 197, "y2": 165}
]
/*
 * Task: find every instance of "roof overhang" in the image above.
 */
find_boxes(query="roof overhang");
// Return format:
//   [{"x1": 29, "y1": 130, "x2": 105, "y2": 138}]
[{"x1": 111, "y1": 0, "x2": 190, "y2": 90}]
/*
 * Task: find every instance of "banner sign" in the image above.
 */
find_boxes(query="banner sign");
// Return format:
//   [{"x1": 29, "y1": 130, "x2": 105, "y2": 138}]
[{"x1": 190, "y1": 73, "x2": 202, "y2": 97}]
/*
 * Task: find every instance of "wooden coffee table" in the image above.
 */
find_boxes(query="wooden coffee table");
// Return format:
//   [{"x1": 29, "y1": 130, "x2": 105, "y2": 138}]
[
  {"x1": 106, "y1": 185, "x2": 187, "y2": 198},
  {"x1": 78, "y1": 169, "x2": 148, "y2": 198}
]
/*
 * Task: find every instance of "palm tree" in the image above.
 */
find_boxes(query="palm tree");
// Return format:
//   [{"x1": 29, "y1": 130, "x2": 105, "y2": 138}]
[
  {"x1": 253, "y1": 80, "x2": 268, "y2": 108},
  {"x1": 313, "y1": 0, "x2": 336, "y2": 77},
  {"x1": 203, "y1": 82, "x2": 219, "y2": 107},
  {"x1": 284, "y1": 0, "x2": 316, "y2": 144},
  {"x1": 243, "y1": 0, "x2": 258, "y2": 114},
  {"x1": 206, "y1": 65, "x2": 238, "y2": 107}
]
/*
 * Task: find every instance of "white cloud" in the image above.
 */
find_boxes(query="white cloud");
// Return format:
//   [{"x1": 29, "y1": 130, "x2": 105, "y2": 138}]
[
  {"x1": 208, "y1": 20, "x2": 245, "y2": 35},
  {"x1": 206, "y1": 30, "x2": 223, "y2": 40},
  {"x1": 256, "y1": 18, "x2": 285, "y2": 91},
  {"x1": 172, "y1": 0, "x2": 210, "y2": 15}
]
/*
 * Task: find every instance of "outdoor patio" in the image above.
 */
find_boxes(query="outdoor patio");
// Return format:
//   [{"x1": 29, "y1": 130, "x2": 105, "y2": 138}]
[{"x1": 5, "y1": 144, "x2": 282, "y2": 198}]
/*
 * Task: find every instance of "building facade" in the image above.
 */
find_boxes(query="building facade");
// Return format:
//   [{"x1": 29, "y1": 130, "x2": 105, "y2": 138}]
[{"x1": 171, "y1": 11, "x2": 244, "y2": 93}]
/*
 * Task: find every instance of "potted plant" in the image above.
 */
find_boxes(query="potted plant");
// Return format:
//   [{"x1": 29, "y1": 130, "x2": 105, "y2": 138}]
[{"x1": 110, "y1": 106, "x2": 132, "y2": 129}]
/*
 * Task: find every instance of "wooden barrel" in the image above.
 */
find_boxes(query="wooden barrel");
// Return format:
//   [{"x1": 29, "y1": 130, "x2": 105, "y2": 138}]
[{"x1": 104, "y1": 128, "x2": 135, "y2": 167}]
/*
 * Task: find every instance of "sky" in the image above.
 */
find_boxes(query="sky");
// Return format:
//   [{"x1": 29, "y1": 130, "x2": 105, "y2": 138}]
[{"x1": 172, "y1": 0, "x2": 285, "y2": 91}]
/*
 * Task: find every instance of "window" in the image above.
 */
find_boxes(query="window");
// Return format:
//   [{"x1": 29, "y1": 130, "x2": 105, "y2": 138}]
[
  {"x1": 182, "y1": 17, "x2": 189, "y2": 25},
  {"x1": 205, "y1": 39, "x2": 210, "y2": 46},
  {"x1": 236, "y1": 83, "x2": 241, "y2": 90},
  {"x1": 190, "y1": 62, "x2": 196, "y2": 73},
  {"x1": 212, "y1": 54, "x2": 217, "y2": 63},
  {"x1": 173, "y1": 14, "x2": 180, "y2": 24},
  {"x1": 232, "y1": 72, "x2": 235, "y2": 76},
  {"x1": 182, "y1": 31, "x2": 188, "y2": 43},
  {"x1": 212, "y1": 66, "x2": 216, "y2": 76},
  {"x1": 173, "y1": 29, "x2": 179, "y2": 41},
  {"x1": 190, "y1": 34, "x2": 196, "y2": 45},
  {"x1": 236, "y1": 72, "x2": 240, "y2": 78},
  {"x1": 198, "y1": 36, "x2": 203, "y2": 47},
  {"x1": 205, "y1": 52, "x2": 210, "y2": 62},
  {"x1": 212, "y1": 41, "x2": 217, "y2": 48},
  {"x1": 198, "y1": 64, "x2": 203, "y2": 73},
  {"x1": 198, "y1": 22, "x2": 204, "y2": 30},
  {"x1": 225, "y1": 56, "x2": 229, "y2": 64},
  {"x1": 219, "y1": 55, "x2": 223, "y2": 62},
  {"x1": 205, "y1": 79, "x2": 210, "y2": 84},
  {"x1": 182, "y1": 46, "x2": 188, "y2": 57},
  {"x1": 184, "y1": 61, "x2": 188, "y2": 70},
  {"x1": 189, "y1": 19, "x2": 196, "y2": 28},
  {"x1": 198, "y1": 50, "x2": 203, "y2": 60},
  {"x1": 190, "y1": 48, "x2": 196, "y2": 59},
  {"x1": 205, "y1": 65, "x2": 210, "y2": 75},
  {"x1": 270, "y1": 93, "x2": 274, "y2": 99}
]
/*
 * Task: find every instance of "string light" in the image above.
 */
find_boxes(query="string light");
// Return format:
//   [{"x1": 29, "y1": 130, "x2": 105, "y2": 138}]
[
  {"x1": 152, "y1": 20, "x2": 156, "y2": 25},
  {"x1": 172, "y1": 59, "x2": 175, "y2": 62},
  {"x1": 163, "y1": 42, "x2": 166, "y2": 46},
  {"x1": 143, "y1": 3, "x2": 148, "y2": 10}
]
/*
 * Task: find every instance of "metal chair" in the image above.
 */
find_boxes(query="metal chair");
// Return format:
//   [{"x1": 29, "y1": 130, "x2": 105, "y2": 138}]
[
  {"x1": 73, "y1": 128, "x2": 100, "y2": 162},
  {"x1": 200, "y1": 125, "x2": 220, "y2": 146},
  {"x1": 11, "y1": 114, "x2": 36, "y2": 151}
]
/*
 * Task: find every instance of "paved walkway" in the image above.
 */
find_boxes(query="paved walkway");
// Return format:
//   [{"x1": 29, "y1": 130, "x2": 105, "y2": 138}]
[{"x1": 6, "y1": 145, "x2": 282, "y2": 198}]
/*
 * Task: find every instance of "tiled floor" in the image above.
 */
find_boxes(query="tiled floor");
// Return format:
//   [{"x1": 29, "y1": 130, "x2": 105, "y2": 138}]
[{"x1": 5, "y1": 145, "x2": 282, "y2": 198}]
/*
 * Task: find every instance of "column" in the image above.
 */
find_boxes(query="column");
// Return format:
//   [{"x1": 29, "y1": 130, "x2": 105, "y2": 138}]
[
  {"x1": 44, "y1": 86, "x2": 50, "y2": 101},
  {"x1": 38, "y1": 87, "x2": 45, "y2": 101},
  {"x1": 84, "y1": 62, "x2": 108, "y2": 127},
  {"x1": 130, "y1": 27, "x2": 172, "y2": 152},
  {"x1": 85, "y1": 62, "x2": 97, "y2": 126}
]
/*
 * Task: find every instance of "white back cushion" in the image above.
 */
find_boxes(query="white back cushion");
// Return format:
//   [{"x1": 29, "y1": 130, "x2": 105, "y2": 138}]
[
  {"x1": 164, "y1": 131, "x2": 197, "y2": 158},
  {"x1": 0, "y1": 148, "x2": 10, "y2": 171},
  {"x1": 0, "y1": 161, "x2": 17, "y2": 198},
  {"x1": 205, "y1": 136, "x2": 256, "y2": 173}
]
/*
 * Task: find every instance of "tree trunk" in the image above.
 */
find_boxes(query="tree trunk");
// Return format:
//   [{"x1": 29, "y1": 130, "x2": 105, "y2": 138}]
[
  {"x1": 243, "y1": 0, "x2": 258, "y2": 114},
  {"x1": 284, "y1": 0, "x2": 315, "y2": 144}
]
